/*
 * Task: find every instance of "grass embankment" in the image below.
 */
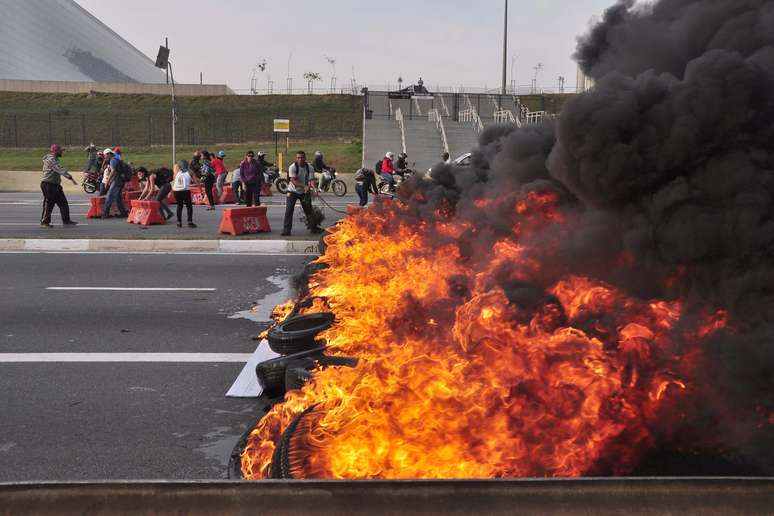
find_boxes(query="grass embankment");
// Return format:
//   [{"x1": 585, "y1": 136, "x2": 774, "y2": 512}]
[
  {"x1": 0, "y1": 140, "x2": 363, "y2": 173},
  {"x1": 0, "y1": 91, "x2": 363, "y2": 148}
]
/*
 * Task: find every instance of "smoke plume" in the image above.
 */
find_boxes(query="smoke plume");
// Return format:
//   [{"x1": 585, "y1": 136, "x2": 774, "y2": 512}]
[{"x1": 400, "y1": 0, "x2": 774, "y2": 473}]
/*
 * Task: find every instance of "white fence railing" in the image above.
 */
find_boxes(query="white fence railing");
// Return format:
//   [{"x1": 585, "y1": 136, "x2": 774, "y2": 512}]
[
  {"x1": 494, "y1": 110, "x2": 520, "y2": 127},
  {"x1": 395, "y1": 108, "x2": 407, "y2": 155},
  {"x1": 438, "y1": 95, "x2": 451, "y2": 117},
  {"x1": 413, "y1": 96, "x2": 424, "y2": 117},
  {"x1": 459, "y1": 109, "x2": 484, "y2": 134},
  {"x1": 428, "y1": 109, "x2": 450, "y2": 155}
]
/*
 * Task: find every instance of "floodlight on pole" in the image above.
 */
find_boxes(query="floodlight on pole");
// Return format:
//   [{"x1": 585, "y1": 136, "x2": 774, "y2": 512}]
[{"x1": 155, "y1": 45, "x2": 176, "y2": 167}]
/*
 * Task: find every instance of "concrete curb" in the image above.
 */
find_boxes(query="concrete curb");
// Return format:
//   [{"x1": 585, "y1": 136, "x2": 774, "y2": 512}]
[{"x1": 0, "y1": 239, "x2": 319, "y2": 254}]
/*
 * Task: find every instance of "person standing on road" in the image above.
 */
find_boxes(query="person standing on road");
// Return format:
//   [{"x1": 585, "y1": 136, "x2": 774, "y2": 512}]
[
  {"x1": 98, "y1": 148, "x2": 113, "y2": 196},
  {"x1": 200, "y1": 151, "x2": 217, "y2": 211},
  {"x1": 354, "y1": 167, "x2": 378, "y2": 207},
  {"x1": 138, "y1": 167, "x2": 174, "y2": 220},
  {"x1": 84, "y1": 143, "x2": 99, "y2": 174},
  {"x1": 239, "y1": 150, "x2": 264, "y2": 207},
  {"x1": 172, "y1": 160, "x2": 198, "y2": 228},
  {"x1": 189, "y1": 150, "x2": 203, "y2": 179},
  {"x1": 281, "y1": 151, "x2": 322, "y2": 236},
  {"x1": 231, "y1": 166, "x2": 243, "y2": 204},
  {"x1": 102, "y1": 147, "x2": 129, "y2": 218},
  {"x1": 213, "y1": 150, "x2": 228, "y2": 199},
  {"x1": 40, "y1": 144, "x2": 78, "y2": 228}
]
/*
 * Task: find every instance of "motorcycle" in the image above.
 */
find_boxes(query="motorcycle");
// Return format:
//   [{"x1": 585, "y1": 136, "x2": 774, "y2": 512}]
[
  {"x1": 264, "y1": 167, "x2": 289, "y2": 194},
  {"x1": 82, "y1": 167, "x2": 102, "y2": 194},
  {"x1": 378, "y1": 168, "x2": 414, "y2": 195},
  {"x1": 315, "y1": 168, "x2": 347, "y2": 197}
]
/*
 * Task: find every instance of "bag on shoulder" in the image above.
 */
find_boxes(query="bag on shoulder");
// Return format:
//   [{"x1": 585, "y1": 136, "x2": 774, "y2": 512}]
[{"x1": 116, "y1": 160, "x2": 132, "y2": 182}]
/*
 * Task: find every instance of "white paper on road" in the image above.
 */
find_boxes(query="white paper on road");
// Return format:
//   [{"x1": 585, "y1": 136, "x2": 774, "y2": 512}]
[{"x1": 226, "y1": 339, "x2": 280, "y2": 398}]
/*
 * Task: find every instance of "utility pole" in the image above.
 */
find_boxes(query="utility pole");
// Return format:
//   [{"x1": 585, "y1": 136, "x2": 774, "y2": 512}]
[
  {"x1": 501, "y1": 0, "x2": 508, "y2": 95},
  {"x1": 165, "y1": 38, "x2": 169, "y2": 84}
]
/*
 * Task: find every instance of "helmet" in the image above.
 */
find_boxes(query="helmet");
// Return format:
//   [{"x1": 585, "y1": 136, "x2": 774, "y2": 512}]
[
  {"x1": 315, "y1": 151, "x2": 323, "y2": 157},
  {"x1": 113, "y1": 147, "x2": 122, "y2": 154},
  {"x1": 386, "y1": 152, "x2": 394, "y2": 159},
  {"x1": 50, "y1": 144, "x2": 62, "y2": 154},
  {"x1": 257, "y1": 151, "x2": 265, "y2": 157},
  {"x1": 218, "y1": 151, "x2": 226, "y2": 158},
  {"x1": 103, "y1": 148, "x2": 113, "y2": 155}
]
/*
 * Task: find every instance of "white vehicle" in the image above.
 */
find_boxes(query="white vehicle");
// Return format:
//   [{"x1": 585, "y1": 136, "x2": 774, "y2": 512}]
[{"x1": 426, "y1": 153, "x2": 473, "y2": 175}]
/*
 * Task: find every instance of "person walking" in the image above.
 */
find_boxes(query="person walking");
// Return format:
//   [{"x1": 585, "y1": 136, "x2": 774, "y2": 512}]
[
  {"x1": 281, "y1": 151, "x2": 322, "y2": 236},
  {"x1": 200, "y1": 150, "x2": 216, "y2": 210},
  {"x1": 138, "y1": 167, "x2": 174, "y2": 220},
  {"x1": 84, "y1": 143, "x2": 99, "y2": 174},
  {"x1": 213, "y1": 150, "x2": 228, "y2": 199},
  {"x1": 354, "y1": 167, "x2": 378, "y2": 207},
  {"x1": 239, "y1": 150, "x2": 264, "y2": 207},
  {"x1": 40, "y1": 144, "x2": 78, "y2": 228},
  {"x1": 172, "y1": 160, "x2": 198, "y2": 228},
  {"x1": 102, "y1": 147, "x2": 129, "y2": 218}
]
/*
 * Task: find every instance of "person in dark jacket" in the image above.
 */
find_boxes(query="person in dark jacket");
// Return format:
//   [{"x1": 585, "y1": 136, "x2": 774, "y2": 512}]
[
  {"x1": 239, "y1": 150, "x2": 264, "y2": 207},
  {"x1": 354, "y1": 168, "x2": 378, "y2": 206},
  {"x1": 200, "y1": 150, "x2": 217, "y2": 210},
  {"x1": 189, "y1": 150, "x2": 203, "y2": 179},
  {"x1": 40, "y1": 144, "x2": 78, "y2": 228}
]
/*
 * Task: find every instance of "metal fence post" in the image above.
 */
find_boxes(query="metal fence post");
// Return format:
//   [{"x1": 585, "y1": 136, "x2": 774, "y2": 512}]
[{"x1": 13, "y1": 115, "x2": 18, "y2": 147}]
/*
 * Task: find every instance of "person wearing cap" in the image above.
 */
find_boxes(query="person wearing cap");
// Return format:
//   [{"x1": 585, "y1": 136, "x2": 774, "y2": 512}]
[
  {"x1": 212, "y1": 150, "x2": 228, "y2": 199},
  {"x1": 102, "y1": 147, "x2": 128, "y2": 218},
  {"x1": 40, "y1": 144, "x2": 78, "y2": 228}
]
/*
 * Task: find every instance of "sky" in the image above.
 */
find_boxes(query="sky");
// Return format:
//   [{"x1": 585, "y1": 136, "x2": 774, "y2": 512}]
[{"x1": 75, "y1": 0, "x2": 615, "y2": 92}]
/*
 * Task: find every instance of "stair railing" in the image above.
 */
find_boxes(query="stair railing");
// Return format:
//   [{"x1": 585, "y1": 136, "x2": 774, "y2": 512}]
[
  {"x1": 395, "y1": 107, "x2": 408, "y2": 155},
  {"x1": 428, "y1": 109, "x2": 450, "y2": 156}
]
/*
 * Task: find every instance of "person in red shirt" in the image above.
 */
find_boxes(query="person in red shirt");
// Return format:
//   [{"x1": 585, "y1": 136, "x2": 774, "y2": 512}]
[
  {"x1": 212, "y1": 150, "x2": 228, "y2": 199},
  {"x1": 380, "y1": 151, "x2": 396, "y2": 188}
]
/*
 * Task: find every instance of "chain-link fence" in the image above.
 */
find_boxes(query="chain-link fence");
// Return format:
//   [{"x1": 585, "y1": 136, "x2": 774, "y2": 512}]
[{"x1": 0, "y1": 108, "x2": 362, "y2": 148}]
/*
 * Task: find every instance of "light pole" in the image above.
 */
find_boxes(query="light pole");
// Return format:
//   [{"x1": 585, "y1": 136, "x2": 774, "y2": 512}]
[
  {"x1": 155, "y1": 45, "x2": 176, "y2": 167},
  {"x1": 324, "y1": 55, "x2": 337, "y2": 93},
  {"x1": 287, "y1": 50, "x2": 294, "y2": 94},
  {"x1": 501, "y1": 0, "x2": 508, "y2": 95}
]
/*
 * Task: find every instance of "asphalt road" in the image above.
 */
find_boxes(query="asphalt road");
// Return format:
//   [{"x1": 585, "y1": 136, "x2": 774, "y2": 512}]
[
  {"x1": 0, "y1": 191, "x2": 359, "y2": 240},
  {"x1": 0, "y1": 252, "x2": 313, "y2": 481}
]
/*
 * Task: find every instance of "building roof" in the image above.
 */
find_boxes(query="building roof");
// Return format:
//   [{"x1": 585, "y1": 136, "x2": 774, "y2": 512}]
[{"x1": 0, "y1": 0, "x2": 165, "y2": 83}]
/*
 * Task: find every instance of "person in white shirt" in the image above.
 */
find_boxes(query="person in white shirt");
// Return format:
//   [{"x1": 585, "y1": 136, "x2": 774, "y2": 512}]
[
  {"x1": 231, "y1": 167, "x2": 243, "y2": 204},
  {"x1": 172, "y1": 160, "x2": 199, "y2": 228},
  {"x1": 99, "y1": 148, "x2": 114, "y2": 196}
]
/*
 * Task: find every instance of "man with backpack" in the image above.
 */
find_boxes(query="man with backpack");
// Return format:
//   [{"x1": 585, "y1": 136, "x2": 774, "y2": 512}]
[
  {"x1": 102, "y1": 147, "x2": 130, "y2": 218},
  {"x1": 281, "y1": 151, "x2": 322, "y2": 236}
]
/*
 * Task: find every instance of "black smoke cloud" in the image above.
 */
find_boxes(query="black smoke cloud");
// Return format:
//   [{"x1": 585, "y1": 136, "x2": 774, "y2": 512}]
[{"x1": 399, "y1": 0, "x2": 774, "y2": 473}]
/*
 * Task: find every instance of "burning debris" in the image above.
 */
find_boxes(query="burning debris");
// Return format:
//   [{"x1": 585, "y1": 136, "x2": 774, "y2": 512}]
[{"x1": 240, "y1": 0, "x2": 774, "y2": 479}]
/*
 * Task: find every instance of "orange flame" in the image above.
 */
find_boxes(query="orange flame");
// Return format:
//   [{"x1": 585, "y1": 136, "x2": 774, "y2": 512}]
[{"x1": 241, "y1": 196, "x2": 722, "y2": 479}]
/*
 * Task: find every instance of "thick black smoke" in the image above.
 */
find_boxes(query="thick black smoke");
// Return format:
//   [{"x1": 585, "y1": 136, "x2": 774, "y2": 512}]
[{"x1": 400, "y1": 0, "x2": 774, "y2": 473}]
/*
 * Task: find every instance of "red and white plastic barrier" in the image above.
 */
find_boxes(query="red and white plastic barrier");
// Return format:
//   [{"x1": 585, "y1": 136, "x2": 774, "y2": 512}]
[
  {"x1": 127, "y1": 200, "x2": 167, "y2": 226},
  {"x1": 218, "y1": 206, "x2": 271, "y2": 235}
]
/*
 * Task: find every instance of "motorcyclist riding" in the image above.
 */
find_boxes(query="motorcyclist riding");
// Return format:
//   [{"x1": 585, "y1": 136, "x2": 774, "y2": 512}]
[{"x1": 312, "y1": 150, "x2": 336, "y2": 190}]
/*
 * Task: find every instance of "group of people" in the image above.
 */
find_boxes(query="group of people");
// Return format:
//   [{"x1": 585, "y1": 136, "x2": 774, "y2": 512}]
[{"x1": 41, "y1": 144, "x2": 338, "y2": 235}]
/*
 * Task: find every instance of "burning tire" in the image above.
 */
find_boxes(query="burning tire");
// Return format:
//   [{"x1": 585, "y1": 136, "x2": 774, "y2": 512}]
[
  {"x1": 255, "y1": 359, "x2": 288, "y2": 399},
  {"x1": 284, "y1": 358, "x2": 316, "y2": 391},
  {"x1": 270, "y1": 405, "x2": 322, "y2": 479},
  {"x1": 268, "y1": 312, "x2": 335, "y2": 355}
]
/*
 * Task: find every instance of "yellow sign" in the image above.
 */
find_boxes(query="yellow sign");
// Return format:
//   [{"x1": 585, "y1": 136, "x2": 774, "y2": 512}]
[{"x1": 273, "y1": 119, "x2": 290, "y2": 133}]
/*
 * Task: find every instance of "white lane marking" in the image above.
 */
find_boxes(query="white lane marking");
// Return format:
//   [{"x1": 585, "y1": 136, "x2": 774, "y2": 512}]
[
  {"x1": 226, "y1": 340, "x2": 280, "y2": 398},
  {"x1": 0, "y1": 223, "x2": 90, "y2": 226},
  {"x1": 0, "y1": 251, "x2": 313, "y2": 256},
  {"x1": 0, "y1": 353, "x2": 252, "y2": 363},
  {"x1": 46, "y1": 287, "x2": 217, "y2": 292}
]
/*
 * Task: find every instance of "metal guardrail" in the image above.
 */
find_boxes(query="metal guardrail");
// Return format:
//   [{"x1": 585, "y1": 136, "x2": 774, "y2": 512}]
[
  {"x1": 395, "y1": 107, "x2": 407, "y2": 155},
  {"x1": 428, "y1": 109, "x2": 449, "y2": 155},
  {"x1": 413, "y1": 97, "x2": 424, "y2": 117},
  {"x1": 438, "y1": 94, "x2": 451, "y2": 117},
  {"x1": 1, "y1": 479, "x2": 773, "y2": 515},
  {"x1": 494, "y1": 109, "x2": 520, "y2": 127},
  {"x1": 459, "y1": 108, "x2": 484, "y2": 134}
]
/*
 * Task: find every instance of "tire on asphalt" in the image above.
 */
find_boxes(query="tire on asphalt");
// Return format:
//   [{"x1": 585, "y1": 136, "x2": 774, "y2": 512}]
[{"x1": 267, "y1": 312, "x2": 335, "y2": 355}]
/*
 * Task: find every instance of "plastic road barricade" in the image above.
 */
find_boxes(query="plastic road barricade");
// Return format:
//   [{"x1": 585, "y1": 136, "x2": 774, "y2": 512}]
[
  {"x1": 87, "y1": 196, "x2": 123, "y2": 218},
  {"x1": 260, "y1": 183, "x2": 273, "y2": 197},
  {"x1": 191, "y1": 186, "x2": 215, "y2": 205},
  {"x1": 127, "y1": 200, "x2": 167, "y2": 226},
  {"x1": 122, "y1": 189, "x2": 142, "y2": 206},
  {"x1": 218, "y1": 207, "x2": 271, "y2": 236},
  {"x1": 220, "y1": 184, "x2": 237, "y2": 204},
  {"x1": 167, "y1": 190, "x2": 177, "y2": 205}
]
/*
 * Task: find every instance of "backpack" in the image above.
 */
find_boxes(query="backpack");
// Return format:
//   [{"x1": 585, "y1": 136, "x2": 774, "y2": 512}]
[
  {"x1": 155, "y1": 168, "x2": 171, "y2": 185},
  {"x1": 375, "y1": 160, "x2": 383, "y2": 174},
  {"x1": 116, "y1": 160, "x2": 132, "y2": 182}
]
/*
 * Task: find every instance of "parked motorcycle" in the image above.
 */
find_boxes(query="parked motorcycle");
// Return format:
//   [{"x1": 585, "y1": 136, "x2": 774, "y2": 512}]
[
  {"x1": 82, "y1": 168, "x2": 102, "y2": 194},
  {"x1": 315, "y1": 168, "x2": 347, "y2": 197},
  {"x1": 264, "y1": 167, "x2": 289, "y2": 194}
]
